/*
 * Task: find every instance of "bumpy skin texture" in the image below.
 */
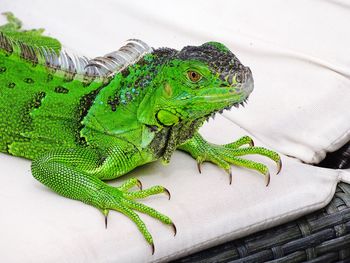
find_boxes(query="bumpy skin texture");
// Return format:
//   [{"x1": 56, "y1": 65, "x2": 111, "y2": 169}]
[{"x1": 0, "y1": 14, "x2": 281, "y2": 253}]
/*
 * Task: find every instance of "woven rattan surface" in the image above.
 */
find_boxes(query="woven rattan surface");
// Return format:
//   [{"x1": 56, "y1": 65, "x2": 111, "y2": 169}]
[{"x1": 175, "y1": 182, "x2": 350, "y2": 262}]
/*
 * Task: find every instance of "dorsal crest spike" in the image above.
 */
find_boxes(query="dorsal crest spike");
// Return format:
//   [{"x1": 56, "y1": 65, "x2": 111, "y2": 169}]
[
  {"x1": 85, "y1": 39, "x2": 153, "y2": 77},
  {"x1": 0, "y1": 32, "x2": 152, "y2": 82}
]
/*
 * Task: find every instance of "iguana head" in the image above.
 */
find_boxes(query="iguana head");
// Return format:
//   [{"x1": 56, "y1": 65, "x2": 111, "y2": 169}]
[{"x1": 137, "y1": 42, "x2": 253, "y2": 127}]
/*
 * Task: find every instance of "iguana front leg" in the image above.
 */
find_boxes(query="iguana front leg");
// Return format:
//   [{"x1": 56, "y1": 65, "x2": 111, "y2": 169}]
[
  {"x1": 31, "y1": 146, "x2": 175, "y2": 254},
  {"x1": 178, "y1": 132, "x2": 282, "y2": 185}
]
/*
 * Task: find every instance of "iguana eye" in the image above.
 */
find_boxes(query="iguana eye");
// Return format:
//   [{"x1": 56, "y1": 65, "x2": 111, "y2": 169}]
[{"x1": 187, "y1": 70, "x2": 202, "y2": 83}]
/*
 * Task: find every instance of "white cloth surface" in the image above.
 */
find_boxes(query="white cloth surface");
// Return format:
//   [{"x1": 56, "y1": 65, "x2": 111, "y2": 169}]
[
  {"x1": 1, "y1": 0, "x2": 349, "y2": 262},
  {"x1": 0, "y1": 115, "x2": 345, "y2": 262}
]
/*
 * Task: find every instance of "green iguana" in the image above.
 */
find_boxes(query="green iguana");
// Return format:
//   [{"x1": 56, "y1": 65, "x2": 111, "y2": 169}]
[{"x1": 0, "y1": 13, "x2": 281, "y2": 254}]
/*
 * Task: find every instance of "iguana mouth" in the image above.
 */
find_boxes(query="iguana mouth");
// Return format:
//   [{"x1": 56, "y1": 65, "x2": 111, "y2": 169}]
[
  {"x1": 204, "y1": 97, "x2": 249, "y2": 122},
  {"x1": 203, "y1": 73, "x2": 254, "y2": 121}
]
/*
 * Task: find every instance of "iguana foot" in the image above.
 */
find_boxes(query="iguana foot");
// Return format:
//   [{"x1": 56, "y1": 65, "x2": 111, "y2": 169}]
[
  {"x1": 90, "y1": 178, "x2": 175, "y2": 254},
  {"x1": 32, "y1": 148, "x2": 175, "y2": 255},
  {"x1": 179, "y1": 134, "x2": 281, "y2": 186}
]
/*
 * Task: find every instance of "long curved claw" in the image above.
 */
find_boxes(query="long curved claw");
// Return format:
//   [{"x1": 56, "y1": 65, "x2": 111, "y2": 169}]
[
  {"x1": 226, "y1": 168, "x2": 233, "y2": 185},
  {"x1": 151, "y1": 242, "x2": 155, "y2": 255},
  {"x1": 136, "y1": 179, "x2": 143, "y2": 190},
  {"x1": 171, "y1": 222, "x2": 177, "y2": 236},
  {"x1": 197, "y1": 162, "x2": 202, "y2": 174},
  {"x1": 103, "y1": 209, "x2": 109, "y2": 229},
  {"x1": 265, "y1": 171, "x2": 271, "y2": 187},
  {"x1": 277, "y1": 159, "x2": 282, "y2": 175},
  {"x1": 164, "y1": 187, "x2": 171, "y2": 200}
]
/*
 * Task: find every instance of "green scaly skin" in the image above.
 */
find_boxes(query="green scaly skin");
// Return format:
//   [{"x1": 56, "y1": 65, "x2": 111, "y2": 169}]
[{"x1": 0, "y1": 13, "x2": 281, "y2": 253}]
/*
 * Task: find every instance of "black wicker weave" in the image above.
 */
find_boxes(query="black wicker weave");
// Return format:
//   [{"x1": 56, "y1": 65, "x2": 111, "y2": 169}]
[
  {"x1": 175, "y1": 182, "x2": 350, "y2": 262},
  {"x1": 319, "y1": 142, "x2": 350, "y2": 169}
]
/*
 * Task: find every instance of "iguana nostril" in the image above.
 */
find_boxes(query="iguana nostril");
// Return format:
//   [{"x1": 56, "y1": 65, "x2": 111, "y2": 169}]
[
  {"x1": 228, "y1": 74, "x2": 234, "y2": 85},
  {"x1": 236, "y1": 72, "x2": 243, "y2": 83}
]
